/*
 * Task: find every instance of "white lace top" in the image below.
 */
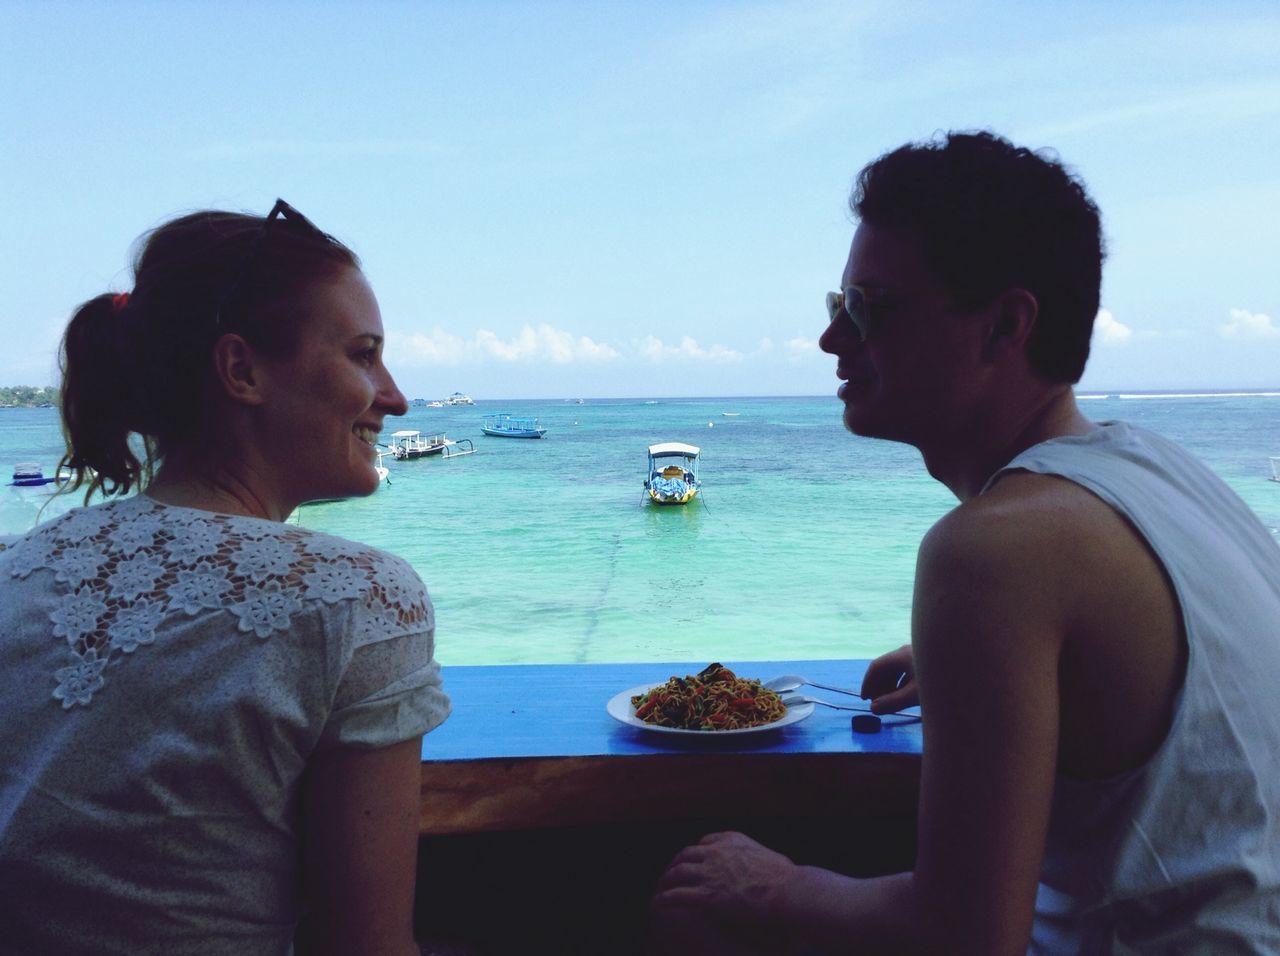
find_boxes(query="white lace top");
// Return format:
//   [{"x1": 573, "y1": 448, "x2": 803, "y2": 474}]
[{"x1": 0, "y1": 495, "x2": 450, "y2": 954}]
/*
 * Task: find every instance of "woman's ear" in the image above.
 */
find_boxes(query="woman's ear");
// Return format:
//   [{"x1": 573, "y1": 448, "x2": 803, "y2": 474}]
[
  {"x1": 983, "y1": 288, "x2": 1039, "y2": 360},
  {"x1": 210, "y1": 334, "x2": 267, "y2": 406}
]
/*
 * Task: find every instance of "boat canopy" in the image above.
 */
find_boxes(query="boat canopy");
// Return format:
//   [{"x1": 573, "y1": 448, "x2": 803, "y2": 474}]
[
  {"x1": 648, "y1": 442, "x2": 700, "y2": 459},
  {"x1": 390, "y1": 430, "x2": 421, "y2": 438}
]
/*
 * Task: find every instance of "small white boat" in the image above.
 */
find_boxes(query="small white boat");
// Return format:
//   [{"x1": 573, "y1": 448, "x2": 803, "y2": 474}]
[
  {"x1": 644, "y1": 442, "x2": 701, "y2": 506},
  {"x1": 427, "y1": 401, "x2": 444, "y2": 408},
  {"x1": 721, "y1": 411, "x2": 740, "y2": 417},
  {"x1": 1270, "y1": 457, "x2": 1280, "y2": 482}
]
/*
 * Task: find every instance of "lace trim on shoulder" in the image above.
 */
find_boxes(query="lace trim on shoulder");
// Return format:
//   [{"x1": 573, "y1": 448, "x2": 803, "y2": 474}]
[{"x1": 6, "y1": 497, "x2": 430, "y2": 710}]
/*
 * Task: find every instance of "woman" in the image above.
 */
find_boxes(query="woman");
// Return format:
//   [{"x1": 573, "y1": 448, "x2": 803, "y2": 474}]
[{"x1": 0, "y1": 201, "x2": 449, "y2": 954}]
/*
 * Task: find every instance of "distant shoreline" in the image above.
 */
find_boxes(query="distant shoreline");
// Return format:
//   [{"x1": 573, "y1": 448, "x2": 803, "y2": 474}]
[
  {"x1": 0, "y1": 385, "x2": 59, "y2": 409},
  {"x1": 2, "y1": 389, "x2": 1280, "y2": 409}
]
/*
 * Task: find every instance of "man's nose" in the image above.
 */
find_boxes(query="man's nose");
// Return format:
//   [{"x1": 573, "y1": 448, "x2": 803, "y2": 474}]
[{"x1": 819, "y1": 308, "x2": 858, "y2": 355}]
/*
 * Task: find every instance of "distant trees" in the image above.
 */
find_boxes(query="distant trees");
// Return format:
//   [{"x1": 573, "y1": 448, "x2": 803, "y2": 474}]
[{"x1": 0, "y1": 385, "x2": 59, "y2": 407}]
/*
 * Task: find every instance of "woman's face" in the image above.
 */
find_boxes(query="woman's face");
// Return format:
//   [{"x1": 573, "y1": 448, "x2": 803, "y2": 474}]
[{"x1": 254, "y1": 267, "x2": 408, "y2": 507}]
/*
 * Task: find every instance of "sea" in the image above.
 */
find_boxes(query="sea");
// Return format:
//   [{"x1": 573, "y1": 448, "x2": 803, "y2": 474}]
[{"x1": 3, "y1": 392, "x2": 1277, "y2": 666}]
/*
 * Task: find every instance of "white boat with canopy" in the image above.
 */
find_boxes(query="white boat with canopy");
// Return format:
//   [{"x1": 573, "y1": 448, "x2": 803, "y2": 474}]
[{"x1": 644, "y1": 442, "x2": 701, "y2": 505}]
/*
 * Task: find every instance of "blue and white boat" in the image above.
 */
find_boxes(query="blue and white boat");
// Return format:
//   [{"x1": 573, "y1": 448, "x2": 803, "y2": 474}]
[
  {"x1": 8, "y1": 462, "x2": 69, "y2": 488},
  {"x1": 644, "y1": 442, "x2": 701, "y2": 505},
  {"x1": 482, "y1": 414, "x2": 547, "y2": 439}
]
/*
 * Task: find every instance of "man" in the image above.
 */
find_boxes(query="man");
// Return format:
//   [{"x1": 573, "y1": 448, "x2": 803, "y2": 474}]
[{"x1": 651, "y1": 131, "x2": 1280, "y2": 954}]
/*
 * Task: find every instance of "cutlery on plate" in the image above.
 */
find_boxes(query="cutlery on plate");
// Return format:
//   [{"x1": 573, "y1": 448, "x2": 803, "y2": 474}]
[
  {"x1": 780, "y1": 693, "x2": 922, "y2": 723},
  {"x1": 764, "y1": 674, "x2": 861, "y2": 697}
]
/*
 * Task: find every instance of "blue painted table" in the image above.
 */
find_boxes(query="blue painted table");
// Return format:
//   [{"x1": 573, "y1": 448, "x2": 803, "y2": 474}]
[{"x1": 418, "y1": 659, "x2": 923, "y2": 835}]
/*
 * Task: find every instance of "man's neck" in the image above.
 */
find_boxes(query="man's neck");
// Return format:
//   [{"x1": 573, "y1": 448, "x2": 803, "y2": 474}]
[{"x1": 922, "y1": 387, "x2": 1096, "y2": 501}]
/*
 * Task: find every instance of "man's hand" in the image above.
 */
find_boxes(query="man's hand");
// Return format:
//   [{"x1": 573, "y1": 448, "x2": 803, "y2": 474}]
[
  {"x1": 651, "y1": 831, "x2": 802, "y2": 953},
  {"x1": 861, "y1": 643, "x2": 918, "y2": 713}
]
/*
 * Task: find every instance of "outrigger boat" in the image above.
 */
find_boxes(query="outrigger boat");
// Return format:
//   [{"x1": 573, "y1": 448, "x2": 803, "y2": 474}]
[
  {"x1": 482, "y1": 414, "x2": 547, "y2": 439},
  {"x1": 389, "y1": 430, "x2": 452, "y2": 459},
  {"x1": 644, "y1": 442, "x2": 701, "y2": 505},
  {"x1": 387, "y1": 430, "x2": 476, "y2": 460}
]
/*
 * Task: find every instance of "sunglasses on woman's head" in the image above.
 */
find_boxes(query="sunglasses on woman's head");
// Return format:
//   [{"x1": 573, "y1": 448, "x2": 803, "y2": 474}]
[{"x1": 212, "y1": 198, "x2": 335, "y2": 331}]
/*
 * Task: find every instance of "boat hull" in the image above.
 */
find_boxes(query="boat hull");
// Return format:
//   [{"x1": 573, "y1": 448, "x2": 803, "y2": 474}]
[
  {"x1": 394, "y1": 446, "x2": 447, "y2": 458},
  {"x1": 646, "y1": 487, "x2": 699, "y2": 505},
  {"x1": 482, "y1": 428, "x2": 546, "y2": 439}
]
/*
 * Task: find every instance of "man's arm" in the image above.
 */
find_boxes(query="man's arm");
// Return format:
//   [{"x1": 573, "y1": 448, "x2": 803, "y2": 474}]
[{"x1": 655, "y1": 489, "x2": 1076, "y2": 954}]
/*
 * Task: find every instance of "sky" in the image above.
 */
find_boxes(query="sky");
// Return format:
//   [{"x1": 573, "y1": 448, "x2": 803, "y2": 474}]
[{"x1": 2, "y1": 0, "x2": 1278, "y2": 400}]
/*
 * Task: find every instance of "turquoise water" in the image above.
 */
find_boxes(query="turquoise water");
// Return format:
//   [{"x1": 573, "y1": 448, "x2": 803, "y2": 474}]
[{"x1": 3, "y1": 394, "x2": 1277, "y2": 665}]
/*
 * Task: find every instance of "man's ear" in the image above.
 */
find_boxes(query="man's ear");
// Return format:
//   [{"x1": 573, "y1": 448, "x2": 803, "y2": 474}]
[
  {"x1": 983, "y1": 288, "x2": 1038, "y2": 359},
  {"x1": 210, "y1": 334, "x2": 268, "y2": 406}
]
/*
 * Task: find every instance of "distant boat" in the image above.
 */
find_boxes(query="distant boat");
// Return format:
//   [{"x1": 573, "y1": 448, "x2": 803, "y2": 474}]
[
  {"x1": 427, "y1": 401, "x2": 444, "y2": 408},
  {"x1": 445, "y1": 392, "x2": 475, "y2": 406},
  {"x1": 482, "y1": 413, "x2": 546, "y2": 439},
  {"x1": 8, "y1": 462, "x2": 69, "y2": 488},
  {"x1": 1271, "y1": 457, "x2": 1280, "y2": 483},
  {"x1": 644, "y1": 442, "x2": 701, "y2": 506},
  {"x1": 721, "y1": 411, "x2": 740, "y2": 417}
]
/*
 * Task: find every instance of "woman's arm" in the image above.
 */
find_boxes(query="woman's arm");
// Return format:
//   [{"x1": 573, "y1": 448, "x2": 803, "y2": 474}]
[{"x1": 298, "y1": 736, "x2": 424, "y2": 956}]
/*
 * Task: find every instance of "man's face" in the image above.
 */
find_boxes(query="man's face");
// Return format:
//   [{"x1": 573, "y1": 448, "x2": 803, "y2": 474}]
[{"x1": 818, "y1": 222, "x2": 986, "y2": 446}]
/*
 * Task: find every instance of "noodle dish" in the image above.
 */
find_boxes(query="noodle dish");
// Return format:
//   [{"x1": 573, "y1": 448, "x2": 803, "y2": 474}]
[{"x1": 628, "y1": 662, "x2": 788, "y2": 731}]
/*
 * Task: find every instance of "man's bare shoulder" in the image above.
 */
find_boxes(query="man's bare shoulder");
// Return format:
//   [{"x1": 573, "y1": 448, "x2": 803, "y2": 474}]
[{"x1": 923, "y1": 470, "x2": 1108, "y2": 573}]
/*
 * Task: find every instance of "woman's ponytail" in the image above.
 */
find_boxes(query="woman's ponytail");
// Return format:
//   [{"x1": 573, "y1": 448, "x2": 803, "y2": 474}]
[{"x1": 57, "y1": 292, "x2": 154, "y2": 501}]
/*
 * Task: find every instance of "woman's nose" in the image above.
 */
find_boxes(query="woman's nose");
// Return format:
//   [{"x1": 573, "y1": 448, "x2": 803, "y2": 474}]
[{"x1": 378, "y1": 370, "x2": 409, "y2": 416}]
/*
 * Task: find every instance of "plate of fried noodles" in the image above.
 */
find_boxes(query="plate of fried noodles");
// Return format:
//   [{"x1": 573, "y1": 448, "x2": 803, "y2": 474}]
[{"x1": 607, "y1": 663, "x2": 814, "y2": 735}]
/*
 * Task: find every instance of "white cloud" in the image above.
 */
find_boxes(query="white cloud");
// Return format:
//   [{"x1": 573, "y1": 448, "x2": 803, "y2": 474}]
[
  {"x1": 784, "y1": 336, "x2": 818, "y2": 357},
  {"x1": 632, "y1": 335, "x2": 744, "y2": 363},
  {"x1": 392, "y1": 328, "x2": 469, "y2": 365},
  {"x1": 1219, "y1": 308, "x2": 1279, "y2": 340},
  {"x1": 1093, "y1": 309, "x2": 1133, "y2": 346},
  {"x1": 394, "y1": 325, "x2": 773, "y2": 368},
  {"x1": 390, "y1": 324, "x2": 618, "y2": 366}
]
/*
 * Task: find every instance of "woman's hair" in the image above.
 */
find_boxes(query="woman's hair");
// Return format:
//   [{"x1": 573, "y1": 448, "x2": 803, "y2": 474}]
[
  {"x1": 852, "y1": 130, "x2": 1105, "y2": 384},
  {"x1": 58, "y1": 205, "x2": 359, "y2": 500}
]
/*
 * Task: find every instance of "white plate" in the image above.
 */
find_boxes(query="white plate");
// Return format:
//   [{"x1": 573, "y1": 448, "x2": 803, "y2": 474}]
[{"x1": 606, "y1": 682, "x2": 815, "y2": 736}]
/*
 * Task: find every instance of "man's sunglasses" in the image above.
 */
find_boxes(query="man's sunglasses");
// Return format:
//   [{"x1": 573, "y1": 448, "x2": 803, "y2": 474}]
[
  {"x1": 825, "y1": 285, "x2": 882, "y2": 343},
  {"x1": 212, "y1": 198, "x2": 335, "y2": 331}
]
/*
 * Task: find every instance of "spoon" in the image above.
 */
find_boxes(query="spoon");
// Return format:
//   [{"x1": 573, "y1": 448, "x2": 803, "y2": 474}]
[{"x1": 764, "y1": 674, "x2": 861, "y2": 697}]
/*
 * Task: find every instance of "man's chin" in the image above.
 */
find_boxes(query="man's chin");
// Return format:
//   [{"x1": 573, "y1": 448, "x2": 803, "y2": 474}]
[{"x1": 841, "y1": 402, "x2": 876, "y2": 437}]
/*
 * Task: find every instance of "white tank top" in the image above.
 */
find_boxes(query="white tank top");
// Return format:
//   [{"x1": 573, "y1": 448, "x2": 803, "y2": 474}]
[{"x1": 987, "y1": 422, "x2": 1280, "y2": 954}]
